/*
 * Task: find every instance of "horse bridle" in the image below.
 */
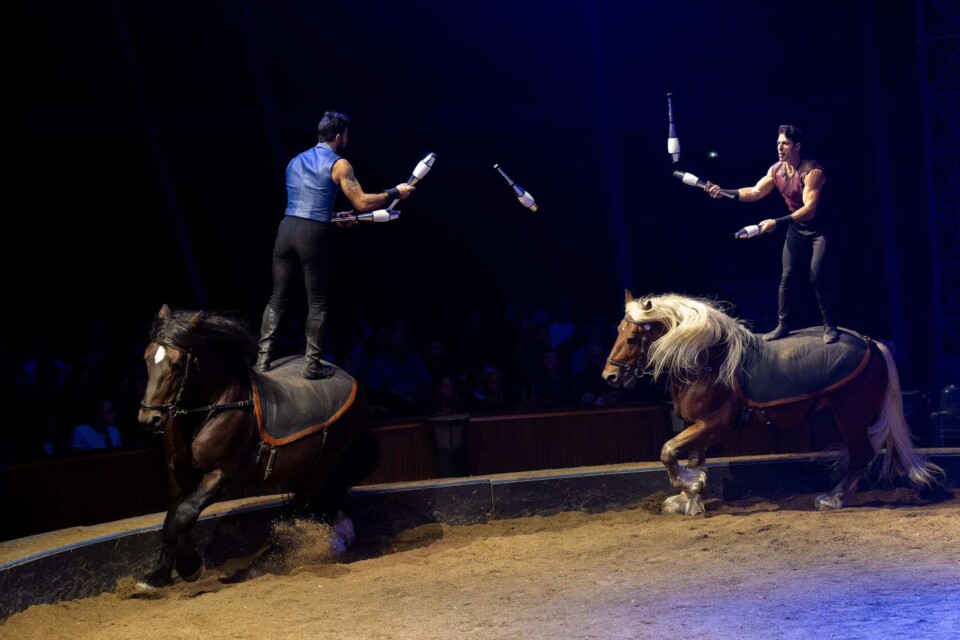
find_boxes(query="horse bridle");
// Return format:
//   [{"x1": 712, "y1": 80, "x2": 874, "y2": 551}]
[
  {"x1": 606, "y1": 316, "x2": 654, "y2": 380},
  {"x1": 139, "y1": 340, "x2": 253, "y2": 417}
]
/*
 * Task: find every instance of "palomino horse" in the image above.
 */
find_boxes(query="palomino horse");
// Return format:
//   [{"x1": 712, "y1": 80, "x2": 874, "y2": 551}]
[
  {"x1": 603, "y1": 291, "x2": 942, "y2": 515},
  {"x1": 137, "y1": 305, "x2": 377, "y2": 587}
]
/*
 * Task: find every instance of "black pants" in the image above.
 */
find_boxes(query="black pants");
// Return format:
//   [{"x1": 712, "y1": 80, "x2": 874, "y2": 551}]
[
  {"x1": 777, "y1": 225, "x2": 834, "y2": 327},
  {"x1": 267, "y1": 215, "x2": 331, "y2": 313}
]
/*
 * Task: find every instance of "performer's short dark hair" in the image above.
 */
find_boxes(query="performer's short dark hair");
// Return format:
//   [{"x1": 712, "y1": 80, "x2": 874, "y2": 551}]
[
  {"x1": 318, "y1": 111, "x2": 351, "y2": 142},
  {"x1": 778, "y1": 124, "x2": 804, "y2": 145}
]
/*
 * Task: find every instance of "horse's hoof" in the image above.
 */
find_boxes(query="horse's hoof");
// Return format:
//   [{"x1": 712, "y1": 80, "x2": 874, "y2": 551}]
[
  {"x1": 815, "y1": 493, "x2": 845, "y2": 511},
  {"x1": 332, "y1": 512, "x2": 355, "y2": 554},
  {"x1": 662, "y1": 494, "x2": 689, "y2": 515},
  {"x1": 177, "y1": 563, "x2": 205, "y2": 583},
  {"x1": 690, "y1": 469, "x2": 707, "y2": 495},
  {"x1": 685, "y1": 494, "x2": 705, "y2": 516},
  {"x1": 139, "y1": 569, "x2": 172, "y2": 589}
]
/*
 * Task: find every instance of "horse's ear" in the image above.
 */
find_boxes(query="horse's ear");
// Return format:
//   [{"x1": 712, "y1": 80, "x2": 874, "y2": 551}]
[
  {"x1": 158, "y1": 304, "x2": 170, "y2": 319},
  {"x1": 189, "y1": 311, "x2": 203, "y2": 326},
  {"x1": 642, "y1": 299, "x2": 653, "y2": 311},
  {"x1": 625, "y1": 289, "x2": 634, "y2": 304}
]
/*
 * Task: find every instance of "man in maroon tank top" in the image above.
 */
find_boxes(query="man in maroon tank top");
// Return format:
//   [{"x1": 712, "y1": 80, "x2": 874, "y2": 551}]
[{"x1": 703, "y1": 124, "x2": 838, "y2": 344}]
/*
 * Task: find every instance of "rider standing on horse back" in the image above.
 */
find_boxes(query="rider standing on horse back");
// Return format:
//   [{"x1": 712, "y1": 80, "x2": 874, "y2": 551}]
[
  {"x1": 703, "y1": 124, "x2": 838, "y2": 344},
  {"x1": 255, "y1": 110, "x2": 416, "y2": 379}
]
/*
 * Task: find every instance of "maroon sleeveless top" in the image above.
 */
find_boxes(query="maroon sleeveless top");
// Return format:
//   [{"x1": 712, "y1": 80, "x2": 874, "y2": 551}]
[
  {"x1": 769, "y1": 158, "x2": 825, "y2": 232},
  {"x1": 770, "y1": 158, "x2": 824, "y2": 211}
]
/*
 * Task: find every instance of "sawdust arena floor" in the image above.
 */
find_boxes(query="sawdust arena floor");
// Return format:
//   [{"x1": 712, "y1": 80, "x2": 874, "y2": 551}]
[{"x1": 2, "y1": 487, "x2": 958, "y2": 640}]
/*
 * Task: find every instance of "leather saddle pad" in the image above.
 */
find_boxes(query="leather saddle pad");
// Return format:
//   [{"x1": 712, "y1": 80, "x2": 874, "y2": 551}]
[
  {"x1": 734, "y1": 327, "x2": 872, "y2": 407},
  {"x1": 251, "y1": 355, "x2": 358, "y2": 446}
]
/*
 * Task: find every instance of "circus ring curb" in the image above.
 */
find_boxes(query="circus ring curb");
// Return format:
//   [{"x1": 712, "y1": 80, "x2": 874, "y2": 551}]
[{"x1": 2, "y1": 450, "x2": 958, "y2": 621}]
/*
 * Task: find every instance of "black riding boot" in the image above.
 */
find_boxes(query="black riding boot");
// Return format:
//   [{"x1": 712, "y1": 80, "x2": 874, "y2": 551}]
[
  {"x1": 254, "y1": 305, "x2": 283, "y2": 373},
  {"x1": 303, "y1": 310, "x2": 336, "y2": 380},
  {"x1": 763, "y1": 283, "x2": 792, "y2": 341},
  {"x1": 817, "y1": 292, "x2": 839, "y2": 344}
]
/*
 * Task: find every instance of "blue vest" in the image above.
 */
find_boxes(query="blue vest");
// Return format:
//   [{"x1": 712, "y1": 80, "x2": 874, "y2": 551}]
[{"x1": 284, "y1": 143, "x2": 341, "y2": 222}]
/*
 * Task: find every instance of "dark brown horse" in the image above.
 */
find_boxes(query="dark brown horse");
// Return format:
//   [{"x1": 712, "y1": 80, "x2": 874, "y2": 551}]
[
  {"x1": 603, "y1": 291, "x2": 942, "y2": 515},
  {"x1": 137, "y1": 305, "x2": 376, "y2": 587}
]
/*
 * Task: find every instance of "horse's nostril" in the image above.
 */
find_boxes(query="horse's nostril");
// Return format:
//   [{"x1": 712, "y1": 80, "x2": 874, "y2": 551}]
[{"x1": 605, "y1": 374, "x2": 619, "y2": 387}]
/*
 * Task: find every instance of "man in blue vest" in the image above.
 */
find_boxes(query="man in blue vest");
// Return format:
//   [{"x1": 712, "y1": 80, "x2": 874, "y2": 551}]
[{"x1": 255, "y1": 111, "x2": 415, "y2": 379}]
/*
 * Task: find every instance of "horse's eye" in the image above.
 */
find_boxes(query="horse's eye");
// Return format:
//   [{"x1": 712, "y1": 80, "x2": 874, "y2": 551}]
[{"x1": 171, "y1": 361, "x2": 186, "y2": 371}]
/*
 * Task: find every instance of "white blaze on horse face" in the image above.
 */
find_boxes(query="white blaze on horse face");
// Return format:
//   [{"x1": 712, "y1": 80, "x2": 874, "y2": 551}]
[{"x1": 155, "y1": 345, "x2": 167, "y2": 365}]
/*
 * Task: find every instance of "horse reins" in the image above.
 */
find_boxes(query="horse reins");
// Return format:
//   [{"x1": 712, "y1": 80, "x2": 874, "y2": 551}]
[
  {"x1": 606, "y1": 315, "x2": 654, "y2": 379},
  {"x1": 139, "y1": 340, "x2": 254, "y2": 417}
]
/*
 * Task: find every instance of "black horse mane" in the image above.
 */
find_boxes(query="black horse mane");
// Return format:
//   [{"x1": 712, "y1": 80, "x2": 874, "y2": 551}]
[{"x1": 150, "y1": 308, "x2": 257, "y2": 371}]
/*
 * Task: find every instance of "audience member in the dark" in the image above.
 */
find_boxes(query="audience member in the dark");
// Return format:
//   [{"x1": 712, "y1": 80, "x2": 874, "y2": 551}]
[
  {"x1": 366, "y1": 321, "x2": 433, "y2": 415},
  {"x1": 522, "y1": 348, "x2": 577, "y2": 407},
  {"x1": 69, "y1": 397, "x2": 122, "y2": 451},
  {"x1": 461, "y1": 364, "x2": 507, "y2": 413},
  {"x1": 16, "y1": 336, "x2": 72, "y2": 403},
  {"x1": 114, "y1": 356, "x2": 151, "y2": 446},
  {"x1": 569, "y1": 319, "x2": 612, "y2": 379},
  {"x1": 516, "y1": 322, "x2": 552, "y2": 393},
  {"x1": 458, "y1": 309, "x2": 497, "y2": 377},
  {"x1": 422, "y1": 337, "x2": 455, "y2": 386},
  {"x1": 432, "y1": 374, "x2": 461, "y2": 416},
  {"x1": 14, "y1": 336, "x2": 72, "y2": 460},
  {"x1": 575, "y1": 344, "x2": 616, "y2": 405},
  {"x1": 549, "y1": 298, "x2": 578, "y2": 353}
]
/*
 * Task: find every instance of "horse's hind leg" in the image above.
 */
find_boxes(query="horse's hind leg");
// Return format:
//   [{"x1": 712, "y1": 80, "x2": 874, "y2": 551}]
[
  {"x1": 816, "y1": 362, "x2": 887, "y2": 510},
  {"x1": 294, "y1": 429, "x2": 379, "y2": 554},
  {"x1": 815, "y1": 423, "x2": 873, "y2": 510}
]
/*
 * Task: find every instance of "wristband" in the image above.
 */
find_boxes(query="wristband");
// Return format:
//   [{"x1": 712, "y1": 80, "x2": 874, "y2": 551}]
[
  {"x1": 775, "y1": 215, "x2": 793, "y2": 227},
  {"x1": 384, "y1": 187, "x2": 400, "y2": 200}
]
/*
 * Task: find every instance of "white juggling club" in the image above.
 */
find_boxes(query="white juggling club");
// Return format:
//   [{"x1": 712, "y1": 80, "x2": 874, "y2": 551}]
[
  {"x1": 667, "y1": 93, "x2": 680, "y2": 164},
  {"x1": 672, "y1": 171, "x2": 737, "y2": 199},
  {"x1": 388, "y1": 152, "x2": 437, "y2": 209},
  {"x1": 337, "y1": 210, "x2": 401, "y2": 223},
  {"x1": 494, "y1": 164, "x2": 539, "y2": 212},
  {"x1": 734, "y1": 224, "x2": 760, "y2": 239}
]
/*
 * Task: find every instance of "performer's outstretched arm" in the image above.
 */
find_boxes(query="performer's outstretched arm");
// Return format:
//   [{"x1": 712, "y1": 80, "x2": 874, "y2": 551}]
[
  {"x1": 333, "y1": 159, "x2": 414, "y2": 212},
  {"x1": 704, "y1": 171, "x2": 775, "y2": 203}
]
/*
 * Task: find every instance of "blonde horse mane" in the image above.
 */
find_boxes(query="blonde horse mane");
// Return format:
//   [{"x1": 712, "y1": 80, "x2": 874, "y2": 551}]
[{"x1": 625, "y1": 293, "x2": 759, "y2": 388}]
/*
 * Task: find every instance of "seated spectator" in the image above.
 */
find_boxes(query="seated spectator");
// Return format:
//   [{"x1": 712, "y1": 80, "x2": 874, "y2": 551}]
[
  {"x1": 69, "y1": 398, "x2": 122, "y2": 451},
  {"x1": 522, "y1": 348, "x2": 577, "y2": 407},
  {"x1": 549, "y1": 298, "x2": 578, "y2": 353},
  {"x1": 461, "y1": 364, "x2": 507, "y2": 413},
  {"x1": 575, "y1": 344, "x2": 615, "y2": 405},
  {"x1": 366, "y1": 321, "x2": 433, "y2": 416},
  {"x1": 433, "y1": 374, "x2": 461, "y2": 416}
]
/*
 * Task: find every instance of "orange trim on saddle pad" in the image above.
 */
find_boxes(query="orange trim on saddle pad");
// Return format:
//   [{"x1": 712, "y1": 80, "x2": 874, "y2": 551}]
[
  {"x1": 251, "y1": 375, "x2": 358, "y2": 446},
  {"x1": 733, "y1": 341, "x2": 873, "y2": 409}
]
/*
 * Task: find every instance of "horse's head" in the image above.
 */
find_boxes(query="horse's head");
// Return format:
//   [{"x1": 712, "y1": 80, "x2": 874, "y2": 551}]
[
  {"x1": 138, "y1": 305, "x2": 202, "y2": 434},
  {"x1": 602, "y1": 290, "x2": 663, "y2": 389}
]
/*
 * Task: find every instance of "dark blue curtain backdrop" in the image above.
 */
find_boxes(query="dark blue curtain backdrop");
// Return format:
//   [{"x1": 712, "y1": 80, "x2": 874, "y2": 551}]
[{"x1": 11, "y1": 0, "x2": 935, "y2": 387}]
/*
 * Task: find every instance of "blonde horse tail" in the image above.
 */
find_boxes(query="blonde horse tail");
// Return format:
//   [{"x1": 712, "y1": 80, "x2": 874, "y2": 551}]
[{"x1": 871, "y1": 341, "x2": 944, "y2": 487}]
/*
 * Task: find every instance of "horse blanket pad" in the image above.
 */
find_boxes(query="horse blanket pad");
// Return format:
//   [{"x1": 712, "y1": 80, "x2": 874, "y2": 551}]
[
  {"x1": 734, "y1": 327, "x2": 873, "y2": 406},
  {"x1": 251, "y1": 355, "x2": 358, "y2": 445}
]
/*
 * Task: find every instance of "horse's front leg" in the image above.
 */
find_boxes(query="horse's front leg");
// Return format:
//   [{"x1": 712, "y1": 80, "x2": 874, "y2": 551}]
[
  {"x1": 139, "y1": 506, "x2": 180, "y2": 588},
  {"x1": 660, "y1": 421, "x2": 712, "y2": 515},
  {"x1": 170, "y1": 469, "x2": 230, "y2": 582}
]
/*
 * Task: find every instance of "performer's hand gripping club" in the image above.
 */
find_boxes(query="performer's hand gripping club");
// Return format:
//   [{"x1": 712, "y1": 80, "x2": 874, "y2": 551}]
[{"x1": 333, "y1": 153, "x2": 435, "y2": 227}]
